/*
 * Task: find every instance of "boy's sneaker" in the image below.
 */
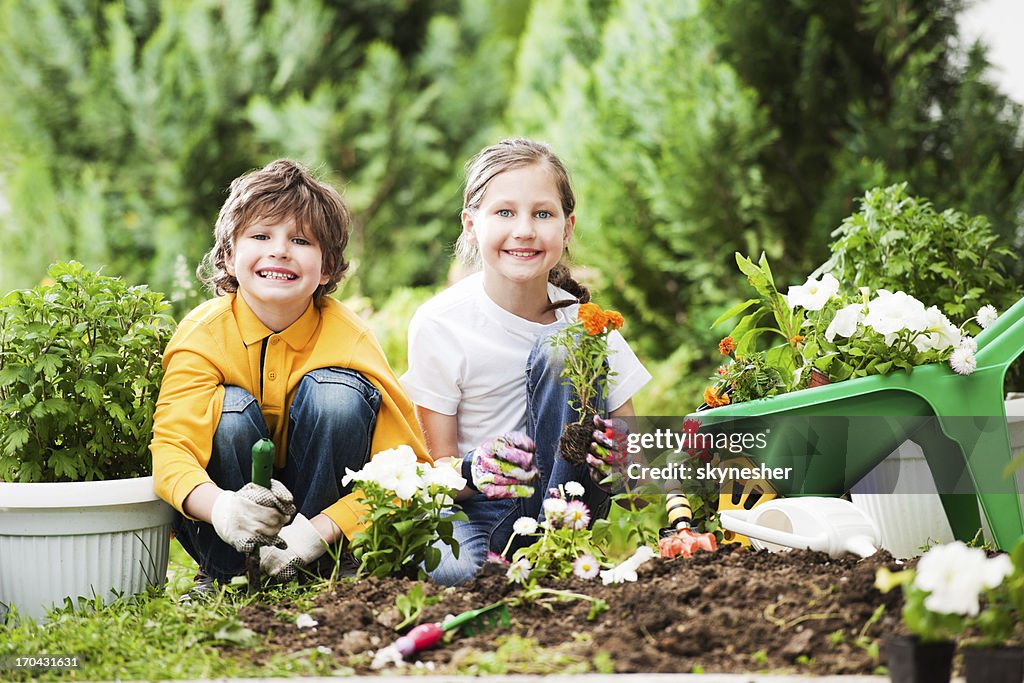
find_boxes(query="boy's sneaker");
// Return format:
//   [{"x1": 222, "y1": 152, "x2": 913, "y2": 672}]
[{"x1": 179, "y1": 568, "x2": 217, "y2": 603}]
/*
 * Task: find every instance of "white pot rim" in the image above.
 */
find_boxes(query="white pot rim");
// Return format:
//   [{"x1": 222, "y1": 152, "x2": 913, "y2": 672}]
[{"x1": 0, "y1": 475, "x2": 159, "y2": 509}]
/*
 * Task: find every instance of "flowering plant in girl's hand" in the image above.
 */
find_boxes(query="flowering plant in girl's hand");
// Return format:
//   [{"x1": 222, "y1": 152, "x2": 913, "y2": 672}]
[
  {"x1": 548, "y1": 303, "x2": 623, "y2": 463},
  {"x1": 342, "y1": 445, "x2": 468, "y2": 578}
]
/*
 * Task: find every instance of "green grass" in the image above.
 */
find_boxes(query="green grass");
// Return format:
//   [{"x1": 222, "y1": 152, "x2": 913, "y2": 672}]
[{"x1": 0, "y1": 541, "x2": 343, "y2": 681}]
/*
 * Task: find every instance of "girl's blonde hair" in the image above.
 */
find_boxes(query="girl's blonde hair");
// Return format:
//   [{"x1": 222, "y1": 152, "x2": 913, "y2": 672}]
[
  {"x1": 198, "y1": 160, "x2": 350, "y2": 304},
  {"x1": 457, "y1": 138, "x2": 590, "y2": 304}
]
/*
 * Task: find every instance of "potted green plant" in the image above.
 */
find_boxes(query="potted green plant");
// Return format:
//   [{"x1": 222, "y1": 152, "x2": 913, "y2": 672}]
[
  {"x1": 0, "y1": 261, "x2": 175, "y2": 621},
  {"x1": 875, "y1": 541, "x2": 1015, "y2": 683},
  {"x1": 960, "y1": 539, "x2": 1024, "y2": 683}
]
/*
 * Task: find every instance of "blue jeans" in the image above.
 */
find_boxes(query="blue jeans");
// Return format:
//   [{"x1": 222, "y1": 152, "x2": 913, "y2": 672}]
[
  {"x1": 429, "y1": 329, "x2": 610, "y2": 586},
  {"x1": 172, "y1": 368, "x2": 381, "y2": 582}
]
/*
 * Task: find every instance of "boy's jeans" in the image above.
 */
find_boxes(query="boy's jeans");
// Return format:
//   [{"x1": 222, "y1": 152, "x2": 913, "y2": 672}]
[
  {"x1": 429, "y1": 328, "x2": 610, "y2": 586},
  {"x1": 172, "y1": 367, "x2": 381, "y2": 582}
]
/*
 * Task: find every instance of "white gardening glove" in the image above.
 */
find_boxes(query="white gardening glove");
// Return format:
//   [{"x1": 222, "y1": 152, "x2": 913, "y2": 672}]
[
  {"x1": 210, "y1": 479, "x2": 296, "y2": 553},
  {"x1": 258, "y1": 514, "x2": 327, "y2": 581}
]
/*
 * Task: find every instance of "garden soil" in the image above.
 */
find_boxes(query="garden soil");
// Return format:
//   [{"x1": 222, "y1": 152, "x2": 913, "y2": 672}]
[{"x1": 240, "y1": 545, "x2": 912, "y2": 675}]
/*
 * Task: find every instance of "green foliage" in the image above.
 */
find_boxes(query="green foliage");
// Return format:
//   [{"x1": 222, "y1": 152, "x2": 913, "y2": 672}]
[
  {"x1": 0, "y1": 261, "x2": 174, "y2": 482},
  {"x1": 0, "y1": 0, "x2": 522, "y2": 305},
  {"x1": 590, "y1": 493, "x2": 666, "y2": 562},
  {"x1": 393, "y1": 583, "x2": 442, "y2": 631},
  {"x1": 823, "y1": 183, "x2": 1020, "y2": 323}
]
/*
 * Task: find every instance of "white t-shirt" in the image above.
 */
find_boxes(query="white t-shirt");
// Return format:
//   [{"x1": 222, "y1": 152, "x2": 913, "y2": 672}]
[{"x1": 401, "y1": 273, "x2": 652, "y2": 457}]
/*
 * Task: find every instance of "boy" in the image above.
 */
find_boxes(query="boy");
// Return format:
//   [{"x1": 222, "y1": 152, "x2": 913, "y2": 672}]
[{"x1": 151, "y1": 160, "x2": 429, "y2": 589}]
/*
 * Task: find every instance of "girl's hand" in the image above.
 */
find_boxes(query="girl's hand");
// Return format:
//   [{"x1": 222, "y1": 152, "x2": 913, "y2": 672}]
[
  {"x1": 466, "y1": 431, "x2": 539, "y2": 499},
  {"x1": 587, "y1": 416, "x2": 629, "y2": 492}
]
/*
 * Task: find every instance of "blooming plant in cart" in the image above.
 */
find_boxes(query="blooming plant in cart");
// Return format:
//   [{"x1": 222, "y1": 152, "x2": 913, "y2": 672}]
[
  {"x1": 342, "y1": 446, "x2": 468, "y2": 578},
  {"x1": 547, "y1": 303, "x2": 623, "y2": 463}
]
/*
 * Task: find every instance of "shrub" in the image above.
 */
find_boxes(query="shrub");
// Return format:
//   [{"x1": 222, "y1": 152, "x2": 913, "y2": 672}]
[{"x1": 0, "y1": 261, "x2": 174, "y2": 482}]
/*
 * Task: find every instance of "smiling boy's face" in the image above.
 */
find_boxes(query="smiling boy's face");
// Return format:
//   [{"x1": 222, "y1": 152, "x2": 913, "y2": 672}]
[{"x1": 226, "y1": 216, "x2": 330, "y2": 330}]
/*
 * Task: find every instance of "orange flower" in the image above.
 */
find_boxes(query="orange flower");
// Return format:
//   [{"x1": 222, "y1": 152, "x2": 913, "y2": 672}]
[
  {"x1": 703, "y1": 386, "x2": 731, "y2": 408},
  {"x1": 578, "y1": 303, "x2": 607, "y2": 335},
  {"x1": 789, "y1": 335, "x2": 805, "y2": 345},
  {"x1": 718, "y1": 336, "x2": 736, "y2": 356},
  {"x1": 604, "y1": 310, "x2": 625, "y2": 331}
]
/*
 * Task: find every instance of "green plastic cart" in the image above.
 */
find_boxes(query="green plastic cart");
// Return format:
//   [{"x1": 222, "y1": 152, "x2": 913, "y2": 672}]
[{"x1": 694, "y1": 296, "x2": 1024, "y2": 551}]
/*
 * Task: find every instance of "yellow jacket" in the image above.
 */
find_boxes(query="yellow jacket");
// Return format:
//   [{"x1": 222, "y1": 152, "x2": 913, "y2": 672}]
[{"x1": 151, "y1": 293, "x2": 430, "y2": 539}]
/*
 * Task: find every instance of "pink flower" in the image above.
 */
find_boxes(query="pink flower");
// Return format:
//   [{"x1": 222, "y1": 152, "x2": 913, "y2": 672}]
[
  {"x1": 564, "y1": 500, "x2": 591, "y2": 531},
  {"x1": 485, "y1": 552, "x2": 510, "y2": 565}
]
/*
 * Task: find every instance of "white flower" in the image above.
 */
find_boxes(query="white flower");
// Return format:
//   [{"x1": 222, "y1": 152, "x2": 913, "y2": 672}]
[
  {"x1": 864, "y1": 290, "x2": 928, "y2": 340},
  {"x1": 296, "y1": 613, "x2": 318, "y2": 629},
  {"x1": 342, "y1": 446, "x2": 425, "y2": 500},
  {"x1": 958, "y1": 336, "x2": 977, "y2": 352},
  {"x1": 421, "y1": 461, "x2": 467, "y2": 493},
  {"x1": 949, "y1": 347, "x2": 977, "y2": 376},
  {"x1": 573, "y1": 554, "x2": 600, "y2": 580},
  {"x1": 786, "y1": 273, "x2": 840, "y2": 311},
  {"x1": 512, "y1": 516, "x2": 539, "y2": 536},
  {"x1": 914, "y1": 542, "x2": 1013, "y2": 616},
  {"x1": 915, "y1": 306, "x2": 960, "y2": 352},
  {"x1": 564, "y1": 500, "x2": 591, "y2": 531},
  {"x1": 542, "y1": 497, "x2": 568, "y2": 527},
  {"x1": 825, "y1": 303, "x2": 865, "y2": 342},
  {"x1": 564, "y1": 481, "x2": 586, "y2": 498},
  {"x1": 506, "y1": 558, "x2": 531, "y2": 584},
  {"x1": 977, "y1": 305, "x2": 999, "y2": 329},
  {"x1": 370, "y1": 645, "x2": 405, "y2": 670}
]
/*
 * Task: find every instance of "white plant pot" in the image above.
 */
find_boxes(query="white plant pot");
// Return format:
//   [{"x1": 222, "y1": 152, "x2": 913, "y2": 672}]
[
  {"x1": 851, "y1": 397, "x2": 1024, "y2": 559},
  {"x1": 0, "y1": 475, "x2": 175, "y2": 621}
]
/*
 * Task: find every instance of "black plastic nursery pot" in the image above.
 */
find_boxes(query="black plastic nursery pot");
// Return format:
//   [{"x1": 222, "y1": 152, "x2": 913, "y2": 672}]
[
  {"x1": 962, "y1": 645, "x2": 1024, "y2": 683},
  {"x1": 884, "y1": 635, "x2": 954, "y2": 683}
]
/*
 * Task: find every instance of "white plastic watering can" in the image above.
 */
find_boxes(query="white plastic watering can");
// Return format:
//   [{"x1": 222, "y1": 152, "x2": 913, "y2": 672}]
[{"x1": 719, "y1": 497, "x2": 881, "y2": 558}]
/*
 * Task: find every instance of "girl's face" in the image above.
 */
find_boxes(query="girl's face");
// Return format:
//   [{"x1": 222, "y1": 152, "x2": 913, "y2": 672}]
[
  {"x1": 462, "y1": 163, "x2": 575, "y2": 292},
  {"x1": 227, "y1": 216, "x2": 330, "y2": 329}
]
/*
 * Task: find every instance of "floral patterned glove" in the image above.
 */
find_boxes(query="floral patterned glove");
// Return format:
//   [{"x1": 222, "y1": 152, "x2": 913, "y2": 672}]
[
  {"x1": 464, "y1": 431, "x2": 539, "y2": 499},
  {"x1": 587, "y1": 416, "x2": 630, "y2": 491}
]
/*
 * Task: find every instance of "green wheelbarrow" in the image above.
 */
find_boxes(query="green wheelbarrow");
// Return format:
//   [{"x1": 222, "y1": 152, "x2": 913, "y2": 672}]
[{"x1": 693, "y1": 296, "x2": 1024, "y2": 551}]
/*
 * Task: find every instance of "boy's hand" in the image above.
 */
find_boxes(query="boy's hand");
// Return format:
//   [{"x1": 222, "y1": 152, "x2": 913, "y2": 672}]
[
  {"x1": 587, "y1": 416, "x2": 629, "y2": 492},
  {"x1": 466, "y1": 431, "x2": 539, "y2": 499},
  {"x1": 211, "y1": 479, "x2": 297, "y2": 553},
  {"x1": 259, "y1": 514, "x2": 327, "y2": 581}
]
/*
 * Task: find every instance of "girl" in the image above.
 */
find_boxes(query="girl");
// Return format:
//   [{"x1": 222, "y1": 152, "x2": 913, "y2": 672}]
[{"x1": 402, "y1": 138, "x2": 651, "y2": 585}]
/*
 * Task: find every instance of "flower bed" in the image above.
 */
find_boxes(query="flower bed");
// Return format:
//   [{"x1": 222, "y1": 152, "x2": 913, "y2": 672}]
[{"x1": 240, "y1": 547, "x2": 906, "y2": 675}]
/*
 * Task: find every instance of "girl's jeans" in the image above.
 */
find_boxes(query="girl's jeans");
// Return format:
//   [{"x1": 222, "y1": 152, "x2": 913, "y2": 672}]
[
  {"x1": 171, "y1": 368, "x2": 381, "y2": 582},
  {"x1": 429, "y1": 329, "x2": 610, "y2": 586}
]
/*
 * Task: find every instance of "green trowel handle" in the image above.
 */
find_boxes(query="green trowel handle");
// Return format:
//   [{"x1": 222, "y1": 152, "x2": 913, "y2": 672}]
[{"x1": 251, "y1": 439, "x2": 274, "y2": 489}]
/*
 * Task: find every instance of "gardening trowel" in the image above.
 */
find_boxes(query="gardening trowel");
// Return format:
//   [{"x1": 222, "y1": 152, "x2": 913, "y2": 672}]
[{"x1": 246, "y1": 438, "x2": 275, "y2": 592}]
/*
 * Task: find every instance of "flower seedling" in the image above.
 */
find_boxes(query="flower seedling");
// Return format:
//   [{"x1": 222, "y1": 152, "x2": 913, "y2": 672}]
[
  {"x1": 342, "y1": 446, "x2": 468, "y2": 578},
  {"x1": 547, "y1": 303, "x2": 623, "y2": 463},
  {"x1": 875, "y1": 541, "x2": 1014, "y2": 642}
]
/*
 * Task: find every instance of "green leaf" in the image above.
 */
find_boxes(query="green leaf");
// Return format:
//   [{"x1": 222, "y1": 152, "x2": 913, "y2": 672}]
[{"x1": 710, "y1": 298, "x2": 760, "y2": 329}]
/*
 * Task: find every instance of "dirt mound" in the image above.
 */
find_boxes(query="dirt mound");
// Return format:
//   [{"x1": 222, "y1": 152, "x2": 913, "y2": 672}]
[{"x1": 241, "y1": 545, "x2": 907, "y2": 675}]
